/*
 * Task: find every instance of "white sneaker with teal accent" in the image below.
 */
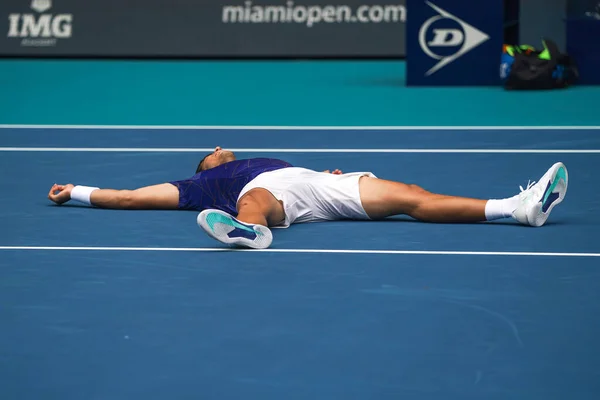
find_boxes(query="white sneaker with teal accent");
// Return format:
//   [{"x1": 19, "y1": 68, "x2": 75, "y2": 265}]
[
  {"x1": 512, "y1": 162, "x2": 568, "y2": 227},
  {"x1": 197, "y1": 209, "x2": 273, "y2": 249}
]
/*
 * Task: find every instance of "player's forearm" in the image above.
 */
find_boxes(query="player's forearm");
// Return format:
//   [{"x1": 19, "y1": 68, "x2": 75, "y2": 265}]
[
  {"x1": 89, "y1": 188, "x2": 134, "y2": 209},
  {"x1": 67, "y1": 183, "x2": 179, "y2": 210},
  {"x1": 70, "y1": 186, "x2": 134, "y2": 209}
]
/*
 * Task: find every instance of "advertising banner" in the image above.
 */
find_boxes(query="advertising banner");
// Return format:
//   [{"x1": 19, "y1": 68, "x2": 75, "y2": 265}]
[
  {"x1": 406, "y1": 0, "x2": 503, "y2": 86},
  {"x1": 0, "y1": 0, "x2": 407, "y2": 57}
]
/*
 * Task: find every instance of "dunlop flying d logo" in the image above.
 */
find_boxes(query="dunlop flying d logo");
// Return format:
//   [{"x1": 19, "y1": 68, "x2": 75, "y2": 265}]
[{"x1": 418, "y1": 1, "x2": 489, "y2": 76}]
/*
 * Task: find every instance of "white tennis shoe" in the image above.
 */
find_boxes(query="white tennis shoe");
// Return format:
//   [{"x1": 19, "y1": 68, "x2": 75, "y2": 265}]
[
  {"x1": 512, "y1": 162, "x2": 568, "y2": 227},
  {"x1": 197, "y1": 209, "x2": 273, "y2": 249}
]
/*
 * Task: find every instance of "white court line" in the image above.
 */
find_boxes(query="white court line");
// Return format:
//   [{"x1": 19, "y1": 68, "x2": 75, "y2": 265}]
[
  {"x1": 1, "y1": 147, "x2": 599, "y2": 154},
  {"x1": 0, "y1": 246, "x2": 598, "y2": 257},
  {"x1": 0, "y1": 124, "x2": 599, "y2": 131}
]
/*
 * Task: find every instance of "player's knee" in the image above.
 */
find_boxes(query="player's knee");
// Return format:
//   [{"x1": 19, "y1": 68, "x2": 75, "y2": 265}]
[
  {"x1": 237, "y1": 189, "x2": 285, "y2": 225},
  {"x1": 405, "y1": 185, "x2": 436, "y2": 211},
  {"x1": 237, "y1": 192, "x2": 261, "y2": 210}
]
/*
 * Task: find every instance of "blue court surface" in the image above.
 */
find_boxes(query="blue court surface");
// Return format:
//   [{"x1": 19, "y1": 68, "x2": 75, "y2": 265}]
[{"x1": 1, "y1": 126, "x2": 600, "y2": 400}]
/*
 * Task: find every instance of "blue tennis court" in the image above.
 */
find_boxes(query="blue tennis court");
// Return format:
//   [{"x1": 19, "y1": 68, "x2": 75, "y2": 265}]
[{"x1": 1, "y1": 125, "x2": 600, "y2": 399}]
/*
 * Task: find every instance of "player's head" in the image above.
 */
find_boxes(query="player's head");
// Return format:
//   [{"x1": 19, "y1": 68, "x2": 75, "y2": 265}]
[{"x1": 196, "y1": 146, "x2": 236, "y2": 173}]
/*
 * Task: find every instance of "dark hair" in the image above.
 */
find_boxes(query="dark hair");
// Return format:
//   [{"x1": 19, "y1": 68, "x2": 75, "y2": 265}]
[{"x1": 195, "y1": 154, "x2": 211, "y2": 173}]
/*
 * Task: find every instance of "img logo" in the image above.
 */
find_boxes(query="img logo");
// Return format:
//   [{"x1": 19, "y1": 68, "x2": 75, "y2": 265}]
[
  {"x1": 418, "y1": 1, "x2": 489, "y2": 76},
  {"x1": 7, "y1": 0, "x2": 73, "y2": 47}
]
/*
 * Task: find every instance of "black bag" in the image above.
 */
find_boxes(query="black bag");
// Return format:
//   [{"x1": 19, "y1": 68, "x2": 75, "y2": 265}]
[{"x1": 504, "y1": 39, "x2": 579, "y2": 90}]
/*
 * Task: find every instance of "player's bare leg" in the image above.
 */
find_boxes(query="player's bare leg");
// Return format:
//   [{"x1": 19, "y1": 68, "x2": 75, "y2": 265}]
[
  {"x1": 359, "y1": 162, "x2": 568, "y2": 226},
  {"x1": 358, "y1": 177, "x2": 487, "y2": 222},
  {"x1": 235, "y1": 189, "x2": 286, "y2": 227}
]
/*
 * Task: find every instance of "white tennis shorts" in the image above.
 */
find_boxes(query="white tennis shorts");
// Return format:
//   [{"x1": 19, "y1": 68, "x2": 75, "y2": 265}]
[{"x1": 238, "y1": 167, "x2": 377, "y2": 228}]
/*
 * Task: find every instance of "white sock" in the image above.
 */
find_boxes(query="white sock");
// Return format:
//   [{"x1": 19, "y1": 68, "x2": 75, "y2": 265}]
[{"x1": 485, "y1": 195, "x2": 520, "y2": 221}]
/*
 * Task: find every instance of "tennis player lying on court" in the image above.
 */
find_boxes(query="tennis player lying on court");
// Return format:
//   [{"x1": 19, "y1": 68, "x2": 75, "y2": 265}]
[{"x1": 48, "y1": 146, "x2": 568, "y2": 249}]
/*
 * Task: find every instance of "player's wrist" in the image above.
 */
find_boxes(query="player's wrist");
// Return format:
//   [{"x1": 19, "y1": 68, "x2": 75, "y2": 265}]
[{"x1": 71, "y1": 185, "x2": 99, "y2": 205}]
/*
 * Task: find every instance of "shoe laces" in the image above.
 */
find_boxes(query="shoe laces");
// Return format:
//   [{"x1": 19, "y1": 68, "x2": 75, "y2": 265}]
[
  {"x1": 519, "y1": 180, "x2": 536, "y2": 193},
  {"x1": 519, "y1": 179, "x2": 543, "y2": 202}
]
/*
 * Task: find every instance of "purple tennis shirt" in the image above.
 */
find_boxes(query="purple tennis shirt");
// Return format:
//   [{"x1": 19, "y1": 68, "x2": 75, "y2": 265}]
[{"x1": 169, "y1": 158, "x2": 293, "y2": 215}]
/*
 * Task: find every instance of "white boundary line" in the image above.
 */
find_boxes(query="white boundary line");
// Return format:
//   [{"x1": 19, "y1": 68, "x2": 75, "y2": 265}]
[
  {"x1": 1, "y1": 147, "x2": 599, "y2": 154},
  {"x1": 1, "y1": 246, "x2": 598, "y2": 257},
  {"x1": 0, "y1": 125, "x2": 599, "y2": 131}
]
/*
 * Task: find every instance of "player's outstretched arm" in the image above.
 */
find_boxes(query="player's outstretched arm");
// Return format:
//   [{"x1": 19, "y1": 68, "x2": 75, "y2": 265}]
[{"x1": 48, "y1": 183, "x2": 179, "y2": 210}]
